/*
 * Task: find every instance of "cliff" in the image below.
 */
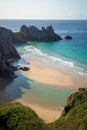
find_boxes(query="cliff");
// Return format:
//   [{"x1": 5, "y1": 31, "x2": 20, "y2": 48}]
[{"x1": 0, "y1": 27, "x2": 20, "y2": 79}]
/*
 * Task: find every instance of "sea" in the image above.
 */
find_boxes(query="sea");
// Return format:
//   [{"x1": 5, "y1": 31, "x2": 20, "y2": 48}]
[{"x1": 0, "y1": 20, "x2": 87, "y2": 110}]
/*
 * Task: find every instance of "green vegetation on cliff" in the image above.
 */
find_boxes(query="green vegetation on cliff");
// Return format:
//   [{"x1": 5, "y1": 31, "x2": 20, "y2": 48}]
[
  {"x1": 48, "y1": 88, "x2": 87, "y2": 130},
  {"x1": 0, "y1": 103, "x2": 45, "y2": 130},
  {"x1": 0, "y1": 88, "x2": 87, "y2": 130}
]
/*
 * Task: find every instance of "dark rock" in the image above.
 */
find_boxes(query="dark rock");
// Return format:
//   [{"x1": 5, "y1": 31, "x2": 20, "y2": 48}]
[
  {"x1": 78, "y1": 88, "x2": 86, "y2": 91},
  {"x1": 0, "y1": 27, "x2": 20, "y2": 79},
  {"x1": 0, "y1": 52, "x2": 17, "y2": 79},
  {"x1": 65, "y1": 35, "x2": 72, "y2": 40},
  {"x1": 27, "y1": 62, "x2": 30, "y2": 64},
  {"x1": 0, "y1": 27, "x2": 20, "y2": 59},
  {"x1": 0, "y1": 25, "x2": 62, "y2": 44},
  {"x1": 20, "y1": 25, "x2": 62, "y2": 42},
  {"x1": 19, "y1": 67, "x2": 30, "y2": 71}
]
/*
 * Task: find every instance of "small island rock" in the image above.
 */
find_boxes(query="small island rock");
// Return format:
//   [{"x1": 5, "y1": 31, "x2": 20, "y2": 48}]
[{"x1": 65, "y1": 35, "x2": 72, "y2": 40}]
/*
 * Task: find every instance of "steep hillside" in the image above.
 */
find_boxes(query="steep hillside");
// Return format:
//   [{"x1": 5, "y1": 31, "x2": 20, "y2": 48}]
[
  {"x1": 48, "y1": 88, "x2": 87, "y2": 130},
  {"x1": 0, "y1": 103, "x2": 45, "y2": 130}
]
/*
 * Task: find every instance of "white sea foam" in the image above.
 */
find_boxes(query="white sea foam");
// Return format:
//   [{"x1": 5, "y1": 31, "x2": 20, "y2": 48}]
[{"x1": 22, "y1": 45, "x2": 87, "y2": 76}]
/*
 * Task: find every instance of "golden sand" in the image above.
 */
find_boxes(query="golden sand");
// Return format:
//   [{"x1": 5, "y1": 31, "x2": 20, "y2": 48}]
[
  {"x1": 21, "y1": 62, "x2": 74, "y2": 87},
  {"x1": 14, "y1": 99, "x2": 63, "y2": 123}
]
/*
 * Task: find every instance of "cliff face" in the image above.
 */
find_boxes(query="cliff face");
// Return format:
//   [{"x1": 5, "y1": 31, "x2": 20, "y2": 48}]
[
  {"x1": 0, "y1": 52, "x2": 17, "y2": 79},
  {"x1": 20, "y1": 25, "x2": 62, "y2": 42},
  {"x1": 0, "y1": 27, "x2": 20, "y2": 79}
]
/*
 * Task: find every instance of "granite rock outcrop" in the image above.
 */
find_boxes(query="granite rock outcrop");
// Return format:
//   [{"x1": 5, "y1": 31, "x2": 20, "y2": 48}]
[
  {"x1": 20, "y1": 25, "x2": 62, "y2": 41},
  {"x1": 0, "y1": 27, "x2": 20, "y2": 79}
]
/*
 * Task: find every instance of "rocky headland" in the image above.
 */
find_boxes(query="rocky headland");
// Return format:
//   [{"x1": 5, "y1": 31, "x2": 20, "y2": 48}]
[{"x1": 20, "y1": 25, "x2": 62, "y2": 42}]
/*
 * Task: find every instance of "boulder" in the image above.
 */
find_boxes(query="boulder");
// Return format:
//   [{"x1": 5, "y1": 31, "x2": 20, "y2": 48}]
[
  {"x1": 65, "y1": 35, "x2": 72, "y2": 40},
  {"x1": 19, "y1": 67, "x2": 30, "y2": 71}
]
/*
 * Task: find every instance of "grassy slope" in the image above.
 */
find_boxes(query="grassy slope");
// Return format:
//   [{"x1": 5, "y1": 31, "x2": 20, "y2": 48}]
[
  {"x1": 0, "y1": 88, "x2": 87, "y2": 130},
  {"x1": 0, "y1": 103, "x2": 45, "y2": 130},
  {"x1": 48, "y1": 88, "x2": 87, "y2": 130}
]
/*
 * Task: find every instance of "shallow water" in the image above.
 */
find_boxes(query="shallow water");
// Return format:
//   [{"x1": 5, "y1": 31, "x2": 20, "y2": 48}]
[{"x1": 0, "y1": 71, "x2": 75, "y2": 110}]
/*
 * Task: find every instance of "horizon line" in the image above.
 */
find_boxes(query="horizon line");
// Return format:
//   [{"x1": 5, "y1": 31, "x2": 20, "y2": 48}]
[{"x1": 0, "y1": 18, "x2": 87, "y2": 21}]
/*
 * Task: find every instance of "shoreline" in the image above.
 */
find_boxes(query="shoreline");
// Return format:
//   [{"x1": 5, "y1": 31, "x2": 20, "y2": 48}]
[
  {"x1": 14, "y1": 98, "x2": 63, "y2": 123},
  {"x1": 20, "y1": 62, "x2": 74, "y2": 88},
  {"x1": 20, "y1": 61, "x2": 87, "y2": 89},
  {"x1": 0, "y1": 90, "x2": 63, "y2": 123}
]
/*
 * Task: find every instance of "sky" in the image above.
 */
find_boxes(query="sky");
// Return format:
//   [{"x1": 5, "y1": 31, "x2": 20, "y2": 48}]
[{"x1": 0, "y1": 0, "x2": 87, "y2": 19}]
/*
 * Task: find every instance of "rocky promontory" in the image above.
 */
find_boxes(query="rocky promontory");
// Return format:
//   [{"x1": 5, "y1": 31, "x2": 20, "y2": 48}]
[{"x1": 20, "y1": 25, "x2": 62, "y2": 41}]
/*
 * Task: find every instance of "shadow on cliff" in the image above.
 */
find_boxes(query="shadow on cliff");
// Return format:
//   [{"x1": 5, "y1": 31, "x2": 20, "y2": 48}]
[{"x1": 0, "y1": 70, "x2": 33, "y2": 102}]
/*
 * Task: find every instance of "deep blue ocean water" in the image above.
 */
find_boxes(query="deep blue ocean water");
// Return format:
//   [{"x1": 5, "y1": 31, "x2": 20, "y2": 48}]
[{"x1": 0, "y1": 20, "x2": 87, "y2": 110}]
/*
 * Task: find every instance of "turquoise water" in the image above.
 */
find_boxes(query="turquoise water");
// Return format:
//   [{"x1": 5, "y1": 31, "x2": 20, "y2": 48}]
[
  {"x1": 16, "y1": 39, "x2": 87, "y2": 76},
  {"x1": 3, "y1": 71, "x2": 75, "y2": 110},
  {"x1": 1, "y1": 19, "x2": 87, "y2": 71},
  {"x1": 0, "y1": 20, "x2": 87, "y2": 110}
]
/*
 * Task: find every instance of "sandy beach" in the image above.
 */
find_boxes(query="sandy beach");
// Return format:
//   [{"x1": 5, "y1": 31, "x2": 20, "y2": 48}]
[
  {"x1": 0, "y1": 89, "x2": 63, "y2": 123},
  {"x1": 1, "y1": 61, "x2": 87, "y2": 123},
  {"x1": 18, "y1": 61, "x2": 87, "y2": 122},
  {"x1": 14, "y1": 99, "x2": 63, "y2": 123},
  {"x1": 20, "y1": 61, "x2": 87, "y2": 88},
  {"x1": 21, "y1": 62, "x2": 74, "y2": 87}
]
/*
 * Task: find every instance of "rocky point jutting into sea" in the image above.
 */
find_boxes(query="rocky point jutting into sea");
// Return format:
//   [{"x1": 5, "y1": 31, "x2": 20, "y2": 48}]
[{"x1": 0, "y1": 25, "x2": 67, "y2": 79}]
